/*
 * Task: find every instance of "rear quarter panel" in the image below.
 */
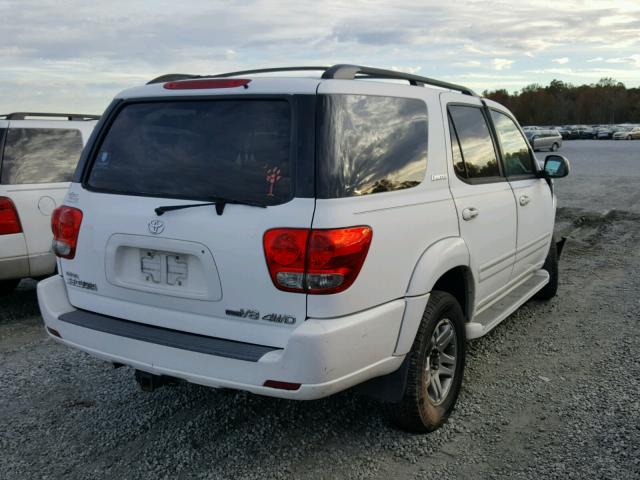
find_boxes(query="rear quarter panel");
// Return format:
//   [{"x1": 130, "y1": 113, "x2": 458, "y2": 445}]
[{"x1": 309, "y1": 81, "x2": 459, "y2": 318}]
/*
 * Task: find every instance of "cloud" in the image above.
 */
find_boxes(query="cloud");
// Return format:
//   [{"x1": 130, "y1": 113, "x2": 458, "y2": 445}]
[
  {"x1": 604, "y1": 55, "x2": 640, "y2": 66},
  {"x1": 391, "y1": 66, "x2": 422, "y2": 74},
  {"x1": 1, "y1": 0, "x2": 639, "y2": 112},
  {"x1": 552, "y1": 57, "x2": 570, "y2": 64},
  {"x1": 492, "y1": 58, "x2": 514, "y2": 70}
]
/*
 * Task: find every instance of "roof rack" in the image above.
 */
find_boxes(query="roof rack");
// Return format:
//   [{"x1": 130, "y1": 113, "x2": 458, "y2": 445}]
[
  {"x1": 146, "y1": 74, "x2": 200, "y2": 85},
  {"x1": 146, "y1": 64, "x2": 477, "y2": 96},
  {"x1": 1, "y1": 112, "x2": 100, "y2": 121},
  {"x1": 322, "y1": 64, "x2": 477, "y2": 96}
]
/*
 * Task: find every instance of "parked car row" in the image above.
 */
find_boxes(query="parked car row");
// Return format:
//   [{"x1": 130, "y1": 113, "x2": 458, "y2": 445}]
[{"x1": 523, "y1": 124, "x2": 640, "y2": 140}]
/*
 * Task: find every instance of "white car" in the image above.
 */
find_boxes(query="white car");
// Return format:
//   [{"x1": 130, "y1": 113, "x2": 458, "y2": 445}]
[
  {"x1": 37, "y1": 65, "x2": 569, "y2": 433},
  {"x1": 0, "y1": 113, "x2": 98, "y2": 294}
]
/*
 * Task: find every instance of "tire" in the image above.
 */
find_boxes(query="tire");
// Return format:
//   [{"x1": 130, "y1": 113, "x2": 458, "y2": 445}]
[
  {"x1": 0, "y1": 279, "x2": 20, "y2": 296},
  {"x1": 550, "y1": 143, "x2": 559, "y2": 152},
  {"x1": 534, "y1": 241, "x2": 558, "y2": 300},
  {"x1": 387, "y1": 291, "x2": 466, "y2": 433}
]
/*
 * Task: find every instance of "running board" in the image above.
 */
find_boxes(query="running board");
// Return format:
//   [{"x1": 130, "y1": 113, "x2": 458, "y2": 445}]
[{"x1": 465, "y1": 270, "x2": 549, "y2": 339}]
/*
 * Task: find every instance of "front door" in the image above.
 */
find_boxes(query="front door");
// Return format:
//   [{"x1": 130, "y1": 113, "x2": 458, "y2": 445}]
[{"x1": 489, "y1": 109, "x2": 554, "y2": 282}]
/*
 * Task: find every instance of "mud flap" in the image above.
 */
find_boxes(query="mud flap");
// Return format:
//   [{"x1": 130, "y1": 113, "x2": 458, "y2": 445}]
[
  {"x1": 351, "y1": 355, "x2": 411, "y2": 403},
  {"x1": 556, "y1": 236, "x2": 567, "y2": 259}
]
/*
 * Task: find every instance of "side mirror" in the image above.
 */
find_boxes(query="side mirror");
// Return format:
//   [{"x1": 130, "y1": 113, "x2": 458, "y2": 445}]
[{"x1": 543, "y1": 154, "x2": 570, "y2": 178}]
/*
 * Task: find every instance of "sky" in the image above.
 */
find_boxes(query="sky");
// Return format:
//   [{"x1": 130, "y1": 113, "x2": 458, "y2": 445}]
[{"x1": 1, "y1": 0, "x2": 639, "y2": 115}]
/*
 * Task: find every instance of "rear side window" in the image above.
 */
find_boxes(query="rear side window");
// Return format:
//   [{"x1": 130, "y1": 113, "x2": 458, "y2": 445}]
[
  {"x1": 1, "y1": 128, "x2": 83, "y2": 184},
  {"x1": 448, "y1": 105, "x2": 501, "y2": 180},
  {"x1": 87, "y1": 100, "x2": 293, "y2": 205},
  {"x1": 317, "y1": 95, "x2": 428, "y2": 198},
  {"x1": 490, "y1": 110, "x2": 536, "y2": 177}
]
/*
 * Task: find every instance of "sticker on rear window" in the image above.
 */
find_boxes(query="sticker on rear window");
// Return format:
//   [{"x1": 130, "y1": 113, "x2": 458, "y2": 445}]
[{"x1": 265, "y1": 166, "x2": 282, "y2": 197}]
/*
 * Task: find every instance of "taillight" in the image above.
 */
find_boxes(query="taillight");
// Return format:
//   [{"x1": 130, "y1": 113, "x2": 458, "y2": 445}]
[
  {"x1": 0, "y1": 197, "x2": 22, "y2": 235},
  {"x1": 263, "y1": 226, "x2": 372, "y2": 294},
  {"x1": 51, "y1": 206, "x2": 83, "y2": 259},
  {"x1": 163, "y1": 78, "x2": 251, "y2": 90}
]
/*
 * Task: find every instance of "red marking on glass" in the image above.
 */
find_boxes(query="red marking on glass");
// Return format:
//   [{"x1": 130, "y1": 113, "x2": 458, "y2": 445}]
[{"x1": 265, "y1": 167, "x2": 282, "y2": 197}]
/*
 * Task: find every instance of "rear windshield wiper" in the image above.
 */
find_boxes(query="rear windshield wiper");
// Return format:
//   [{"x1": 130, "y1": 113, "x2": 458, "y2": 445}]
[{"x1": 155, "y1": 197, "x2": 267, "y2": 216}]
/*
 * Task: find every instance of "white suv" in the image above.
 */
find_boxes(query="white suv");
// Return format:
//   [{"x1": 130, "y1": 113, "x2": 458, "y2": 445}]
[
  {"x1": 0, "y1": 112, "x2": 98, "y2": 294},
  {"x1": 36, "y1": 65, "x2": 569, "y2": 432}
]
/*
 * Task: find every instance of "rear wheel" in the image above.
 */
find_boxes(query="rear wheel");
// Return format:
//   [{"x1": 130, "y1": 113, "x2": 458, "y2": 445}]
[
  {"x1": 387, "y1": 291, "x2": 465, "y2": 433},
  {"x1": 534, "y1": 241, "x2": 558, "y2": 300},
  {"x1": 550, "y1": 142, "x2": 559, "y2": 152},
  {"x1": 0, "y1": 279, "x2": 20, "y2": 296}
]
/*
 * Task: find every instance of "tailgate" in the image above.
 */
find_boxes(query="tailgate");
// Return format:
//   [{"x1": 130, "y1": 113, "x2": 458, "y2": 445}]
[{"x1": 59, "y1": 93, "x2": 316, "y2": 348}]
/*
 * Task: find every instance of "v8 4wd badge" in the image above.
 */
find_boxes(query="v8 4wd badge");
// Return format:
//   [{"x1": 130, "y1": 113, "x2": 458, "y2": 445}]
[{"x1": 225, "y1": 308, "x2": 296, "y2": 325}]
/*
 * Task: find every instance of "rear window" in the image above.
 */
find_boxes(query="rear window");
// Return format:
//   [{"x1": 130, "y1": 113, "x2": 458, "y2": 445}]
[
  {"x1": 87, "y1": 100, "x2": 293, "y2": 205},
  {"x1": 317, "y1": 94, "x2": 428, "y2": 198},
  {"x1": 1, "y1": 128, "x2": 83, "y2": 184}
]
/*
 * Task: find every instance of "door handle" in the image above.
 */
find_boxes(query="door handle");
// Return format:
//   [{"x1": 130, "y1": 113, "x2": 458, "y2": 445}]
[
  {"x1": 519, "y1": 195, "x2": 530, "y2": 206},
  {"x1": 462, "y1": 207, "x2": 479, "y2": 221}
]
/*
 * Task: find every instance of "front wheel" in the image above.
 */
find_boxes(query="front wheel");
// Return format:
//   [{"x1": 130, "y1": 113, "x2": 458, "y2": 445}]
[
  {"x1": 387, "y1": 291, "x2": 466, "y2": 433},
  {"x1": 550, "y1": 142, "x2": 559, "y2": 152}
]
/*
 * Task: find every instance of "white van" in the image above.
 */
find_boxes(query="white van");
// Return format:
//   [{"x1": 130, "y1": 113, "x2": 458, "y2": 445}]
[
  {"x1": 0, "y1": 112, "x2": 98, "y2": 294},
  {"x1": 37, "y1": 65, "x2": 569, "y2": 432}
]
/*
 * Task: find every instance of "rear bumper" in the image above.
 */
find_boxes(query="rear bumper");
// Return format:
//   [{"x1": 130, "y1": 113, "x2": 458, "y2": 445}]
[
  {"x1": 0, "y1": 233, "x2": 29, "y2": 280},
  {"x1": 0, "y1": 255, "x2": 30, "y2": 280},
  {"x1": 37, "y1": 275, "x2": 406, "y2": 400}
]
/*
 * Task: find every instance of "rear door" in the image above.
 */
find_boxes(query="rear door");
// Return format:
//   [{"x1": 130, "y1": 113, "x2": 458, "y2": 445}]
[
  {"x1": 488, "y1": 108, "x2": 554, "y2": 282},
  {"x1": 63, "y1": 94, "x2": 316, "y2": 348},
  {"x1": 441, "y1": 93, "x2": 518, "y2": 313},
  {"x1": 1, "y1": 121, "x2": 93, "y2": 275}
]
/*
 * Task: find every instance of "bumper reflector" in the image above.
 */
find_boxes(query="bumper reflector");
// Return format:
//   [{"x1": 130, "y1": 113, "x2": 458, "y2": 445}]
[
  {"x1": 47, "y1": 327, "x2": 62, "y2": 338},
  {"x1": 263, "y1": 380, "x2": 301, "y2": 391}
]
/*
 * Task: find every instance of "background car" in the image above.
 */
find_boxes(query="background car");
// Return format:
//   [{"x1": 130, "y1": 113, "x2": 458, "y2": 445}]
[
  {"x1": 526, "y1": 129, "x2": 563, "y2": 151},
  {"x1": 576, "y1": 126, "x2": 596, "y2": 139},
  {"x1": 596, "y1": 127, "x2": 614, "y2": 139},
  {"x1": 0, "y1": 112, "x2": 98, "y2": 294},
  {"x1": 613, "y1": 126, "x2": 640, "y2": 140}
]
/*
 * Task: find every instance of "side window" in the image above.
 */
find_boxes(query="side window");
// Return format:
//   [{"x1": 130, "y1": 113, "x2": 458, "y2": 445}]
[
  {"x1": 1, "y1": 128, "x2": 83, "y2": 184},
  {"x1": 448, "y1": 105, "x2": 501, "y2": 180},
  {"x1": 448, "y1": 116, "x2": 466, "y2": 178},
  {"x1": 317, "y1": 95, "x2": 428, "y2": 198},
  {"x1": 490, "y1": 111, "x2": 536, "y2": 177}
]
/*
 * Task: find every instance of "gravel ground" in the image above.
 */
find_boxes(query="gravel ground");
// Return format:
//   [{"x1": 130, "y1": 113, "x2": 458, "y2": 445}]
[{"x1": 1, "y1": 141, "x2": 639, "y2": 479}]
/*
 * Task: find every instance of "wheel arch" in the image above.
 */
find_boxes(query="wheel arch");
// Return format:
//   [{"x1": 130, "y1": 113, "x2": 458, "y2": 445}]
[{"x1": 394, "y1": 237, "x2": 474, "y2": 356}]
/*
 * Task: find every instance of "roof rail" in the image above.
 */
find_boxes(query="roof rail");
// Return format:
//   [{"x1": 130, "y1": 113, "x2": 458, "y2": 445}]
[
  {"x1": 2, "y1": 112, "x2": 100, "y2": 121},
  {"x1": 321, "y1": 64, "x2": 477, "y2": 96},
  {"x1": 147, "y1": 73, "x2": 200, "y2": 85},
  {"x1": 146, "y1": 64, "x2": 476, "y2": 96},
  {"x1": 147, "y1": 67, "x2": 330, "y2": 85},
  {"x1": 211, "y1": 66, "x2": 330, "y2": 78}
]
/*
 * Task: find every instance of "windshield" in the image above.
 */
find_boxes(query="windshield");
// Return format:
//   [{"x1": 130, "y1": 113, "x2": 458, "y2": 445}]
[{"x1": 87, "y1": 99, "x2": 293, "y2": 205}]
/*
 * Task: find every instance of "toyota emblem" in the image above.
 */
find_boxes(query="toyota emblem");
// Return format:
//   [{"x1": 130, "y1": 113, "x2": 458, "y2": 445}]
[{"x1": 148, "y1": 219, "x2": 165, "y2": 235}]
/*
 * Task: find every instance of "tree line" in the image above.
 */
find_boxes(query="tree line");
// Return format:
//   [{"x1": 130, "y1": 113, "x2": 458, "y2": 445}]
[{"x1": 483, "y1": 78, "x2": 640, "y2": 126}]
